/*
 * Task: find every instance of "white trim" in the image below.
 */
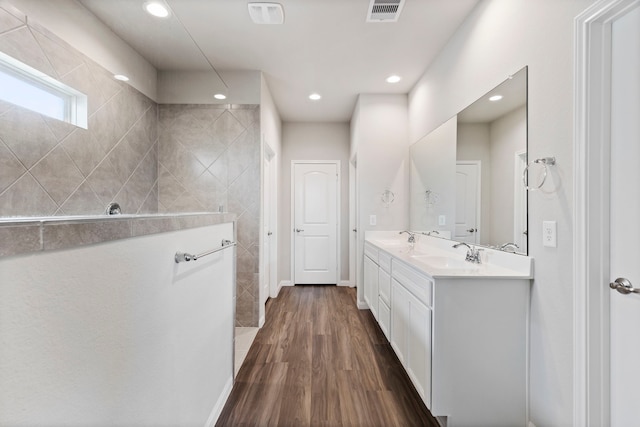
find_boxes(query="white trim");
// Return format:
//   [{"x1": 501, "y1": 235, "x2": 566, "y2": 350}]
[
  {"x1": 339, "y1": 280, "x2": 354, "y2": 287},
  {"x1": 573, "y1": 1, "x2": 640, "y2": 426},
  {"x1": 514, "y1": 150, "x2": 528, "y2": 252},
  {"x1": 204, "y1": 375, "x2": 233, "y2": 427},
  {"x1": 280, "y1": 280, "x2": 293, "y2": 287},
  {"x1": 290, "y1": 160, "x2": 341, "y2": 285}
]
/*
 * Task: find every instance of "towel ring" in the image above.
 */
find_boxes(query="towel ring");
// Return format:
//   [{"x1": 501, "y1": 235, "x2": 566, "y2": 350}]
[
  {"x1": 523, "y1": 157, "x2": 556, "y2": 190},
  {"x1": 381, "y1": 189, "x2": 395, "y2": 207}
]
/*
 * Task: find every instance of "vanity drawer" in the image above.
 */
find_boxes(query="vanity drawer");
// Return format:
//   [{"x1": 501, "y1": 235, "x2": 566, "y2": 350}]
[
  {"x1": 364, "y1": 242, "x2": 378, "y2": 263},
  {"x1": 379, "y1": 251, "x2": 392, "y2": 273},
  {"x1": 392, "y1": 260, "x2": 433, "y2": 307}
]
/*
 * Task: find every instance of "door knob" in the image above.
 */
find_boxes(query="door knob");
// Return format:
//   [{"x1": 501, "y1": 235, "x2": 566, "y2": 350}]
[
  {"x1": 609, "y1": 277, "x2": 640, "y2": 295},
  {"x1": 295, "y1": 228, "x2": 304, "y2": 233},
  {"x1": 466, "y1": 228, "x2": 477, "y2": 233},
  {"x1": 267, "y1": 231, "x2": 272, "y2": 236}
]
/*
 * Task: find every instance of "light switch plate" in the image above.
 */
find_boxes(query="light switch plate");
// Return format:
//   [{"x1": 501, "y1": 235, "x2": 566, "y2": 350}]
[
  {"x1": 438, "y1": 215, "x2": 446, "y2": 226},
  {"x1": 543, "y1": 221, "x2": 557, "y2": 247},
  {"x1": 369, "y1": 215, "x2": 377, "y2": 226}
]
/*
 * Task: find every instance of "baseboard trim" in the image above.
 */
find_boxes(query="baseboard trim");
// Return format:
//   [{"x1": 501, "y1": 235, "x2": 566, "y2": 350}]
[
  {"x1": 280, "y1": 280, "x2": 293, "y2": 287},
  {"x1": 258, "y1": 314, "x2": 265, "y2": 328},
  {"x1": 357, "y1": 301, "x2": 369, "y2": 310},
  {"x1": 339, "y1": 280, "x2": 354, "y2": 287},
  {"x1": 205, "y1": 375, "x2": 233, "y2": 427}
]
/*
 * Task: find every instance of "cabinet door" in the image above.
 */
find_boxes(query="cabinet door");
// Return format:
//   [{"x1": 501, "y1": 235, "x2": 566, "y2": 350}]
[
  {"x1": 378, "y1": 267, "x2": 391, "y2": 306},
  {"x1": 407, "y1": 293, "x2": 432, "y2": 406},
  {"x1": 363, "y1": 255, "x2": 379, "y2": 319},
  {"x1": 390, "y1": 278, "x2": 409, "y2": 365}
]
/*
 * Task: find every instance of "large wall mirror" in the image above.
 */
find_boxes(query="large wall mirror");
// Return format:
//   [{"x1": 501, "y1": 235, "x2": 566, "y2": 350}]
[{"x1": 410, "y1": 66, "x2": 528, "y2": 254}]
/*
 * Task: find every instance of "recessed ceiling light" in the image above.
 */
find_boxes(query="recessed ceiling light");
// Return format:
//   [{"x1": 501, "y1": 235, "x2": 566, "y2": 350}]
[
  {"x1": 113, "y1": 74, "x2": 129, "y2": 82},
  {"x1": 144, "y1": 1, "x2": 170, "y2": 18},
  {"x1": 386, "y1": 75, "x2": 401, "y2": 83},
  {"x1": 214, "y1": 93, "x2": 227, "y2": 100},
  {"x1": 309, "y1": 93, "x2": 322, "y2": 101},
  {"x1": 489, "y1": 95, "x2": 503, "y2": 102}
]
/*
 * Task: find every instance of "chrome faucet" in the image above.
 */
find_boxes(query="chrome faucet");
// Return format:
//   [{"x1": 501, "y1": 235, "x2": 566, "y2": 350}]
[
  {"x1": 500, "y1": 242, "x2": 520, "y2": 252},
  {"x1": 422, "y1": 230, "x2": 440, "y2": 236},
  {"x1": 453, "y1": 242, "x2": 483, "y2": 264},
  {"x1": 399, "y1": 230, "x2": 416, "y2": 244}
]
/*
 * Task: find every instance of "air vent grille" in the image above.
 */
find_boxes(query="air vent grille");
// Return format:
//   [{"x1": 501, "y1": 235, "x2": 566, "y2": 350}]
[
  {"x1": 248, "y1": 2, "x2": 284, "y2": 25},
  {"x1": 367, "y1": 0, "x2": 405, "y2": 22}
]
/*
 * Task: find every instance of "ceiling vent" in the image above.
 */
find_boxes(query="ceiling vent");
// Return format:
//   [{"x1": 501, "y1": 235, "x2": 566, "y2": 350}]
[
  {"x1": 366, "y1": 0, "x2": 405, "y2": 22},
  {"x1": 248, "y1": 2, "x2": 284, "y2": 24}
]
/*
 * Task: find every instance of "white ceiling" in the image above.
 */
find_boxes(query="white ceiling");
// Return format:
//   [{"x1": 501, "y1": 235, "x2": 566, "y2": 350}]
[{"x1": 79, "y1": 0, "x2": 480, "y2": 122}]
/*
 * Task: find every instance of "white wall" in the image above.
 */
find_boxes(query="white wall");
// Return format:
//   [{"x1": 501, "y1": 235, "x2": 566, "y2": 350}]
[
  {"x1": 351, "y1": 94, "x2": 409, "y2": 305},
  {"x1": 408, "y1": 1, "x2": 596, "y2": 425},
  {"x1": 9, "y1": 0, "x2": 157, "y2": 100},
  {"x1": 279, "y1": 122, "x2": 350, "y2": 284},
  {"x1": 0, "y1": 223, "x2": 235, "y2": 426},
  {"x1": 260, "y1": 74, "x2": 282, "y2": 304}
]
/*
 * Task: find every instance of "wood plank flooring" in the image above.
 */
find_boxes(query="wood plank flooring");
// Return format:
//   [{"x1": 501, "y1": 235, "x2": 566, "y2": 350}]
[{"x1": 216, "y1": 285, "x2": 439, "y2": 427}]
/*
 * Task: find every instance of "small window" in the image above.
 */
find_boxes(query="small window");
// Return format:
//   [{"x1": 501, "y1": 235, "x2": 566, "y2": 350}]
[{"x1": 0, "y1": 51, "x2": 87, "y2": 128}]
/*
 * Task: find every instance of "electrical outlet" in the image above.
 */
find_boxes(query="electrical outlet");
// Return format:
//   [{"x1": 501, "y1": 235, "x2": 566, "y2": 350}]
[
  {"x1": 438, "y1": 215, "x2": 446, "y2": 226},
  {"x1": 543, "y1": 221, "x2": 557, "y2": 247},
  {"x1": 369, "y1": 215, "x2": 377, "y2": 226}
]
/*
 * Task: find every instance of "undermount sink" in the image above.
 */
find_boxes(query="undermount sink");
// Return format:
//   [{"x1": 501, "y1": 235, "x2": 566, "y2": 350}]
[
  {"x1": 375, "y1": 239, "x2": 406, "y2": 246},
  {"x1": 413, "y1": 255, "x2": 479, "y2": 271}
]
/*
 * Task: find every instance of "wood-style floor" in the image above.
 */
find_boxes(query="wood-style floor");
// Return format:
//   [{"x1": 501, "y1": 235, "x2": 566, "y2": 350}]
[{"x1": 216, "y1": 285, "x2": 439, "y2": 427}]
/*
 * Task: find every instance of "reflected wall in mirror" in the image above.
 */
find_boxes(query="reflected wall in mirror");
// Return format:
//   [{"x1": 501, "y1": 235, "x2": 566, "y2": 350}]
[{"x1": 410, "y1": 67, "x2": 528, "y2": 254}]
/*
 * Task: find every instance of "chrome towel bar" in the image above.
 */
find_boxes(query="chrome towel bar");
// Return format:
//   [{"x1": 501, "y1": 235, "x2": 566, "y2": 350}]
[{"x1": 175, "y1": 239, "x2": 236, "y2": 263}]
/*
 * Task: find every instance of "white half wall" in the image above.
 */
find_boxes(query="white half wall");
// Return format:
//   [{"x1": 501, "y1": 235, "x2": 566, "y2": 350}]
[
  {"x1": 408, "y1": 1, "x2": 597, "y2": 425},
  {"x1": 279, "y1": 122, "x2": 350, "y2": 284},
  {"x1": 0, "y1": 223, "x2": 235, "y2": 426}
]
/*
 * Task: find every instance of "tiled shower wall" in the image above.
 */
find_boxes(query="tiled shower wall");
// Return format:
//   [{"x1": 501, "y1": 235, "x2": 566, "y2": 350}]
[
  {"x1": 0, "y1": 3, "x2": 261, "y2": 327},
  {"x1": 158, "y1": 104, "x2": 261, "y2": 327},
  {"x1": 0, "y1": 5, "x2": 158, "y2": 216}
]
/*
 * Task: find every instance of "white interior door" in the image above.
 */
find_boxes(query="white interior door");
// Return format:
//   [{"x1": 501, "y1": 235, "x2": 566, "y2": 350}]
[
  {"x1": 454, "y1": 162, "x2": 480, "y2": 244},
  {"x1": 293, "y1": 162, "x2": 338, "y2": 285},
  {"x1": 609, "y1": 5, "x2": 640, "y2": 425}
]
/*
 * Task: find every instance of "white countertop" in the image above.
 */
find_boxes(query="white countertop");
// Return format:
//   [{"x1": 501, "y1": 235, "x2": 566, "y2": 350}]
[{"x1": 365, "y1": 231, "x2": 534, "y2": 279}]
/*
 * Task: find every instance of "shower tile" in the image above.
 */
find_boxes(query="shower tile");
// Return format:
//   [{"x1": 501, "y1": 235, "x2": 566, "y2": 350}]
[
  {"x1": 237, "y1": 209, "x2": 259, "y2": 249},
  {"x1": 0, "y1": 224, "x2": 41, "y2": 257},
  {"x1": 42, "y1": 115, "x2": 77, "y2": 142},
  {"x1": 58, "y1": 181, "x2": 103, "y2": 216},
  {"x1": 235, "y1": 288, "x2": 254, "y2": 327},
  {"x1": 190, "y1": 170, "x2": 225, "y2": 211},
  {"x1": 86, "y1": 158, "x2": 125, "y2": 204},
  {"x1": 108, "y1": 139, "x2": 139, "y2": 180},
  {"x1": 208, "y1": 110, "x2": 245, "y2": 147},
  {"x1": 227, "y1": 129, "x2": 259, "y2": 184},
  {"x1": 31, "y1": 146, "x2": 84, "y2": 205},
  {"x1": 0, "y1": 26, "x2": 55, "y2": 77},
  {"x1": 60, "y1": 62, "x2": 108, "y2": 116},
  {"x1": 43, "y1": 220, "x2": 131, "y2": 251},
  {"x1": 229, "y1": 106, "x2": 260, "y2": 129},
  {"x1": 32, "y1": 29, "x2": 84, "y2": 78},
  {"x1": 208, "y1": 151, "x2": 229, "y2": 187},
  {"x1": 169, "y1": 191, "x2": 206, "y2": 213},
  {"x1": 62, "y1": 129, "x2": 107, "y2": 177},
  {"x1": 0, "y1": 107, "x2": 58, "y2": 169},
  {"x1": 0, "y1": 100, "x2": 13, "y2": 116},
  {"x1": 137, "y1": 184, "x2": 158, "y2": 215},
  {"x1": 0, "y1": 142, "x2": 27, "y2": 194},
  {"x1": 0, "y1": 173, "x2": 57, "y2": 216},
  {"x1": 228, "y1": 166, "x2": 260, "y2": 212},
  {"x1": 158, "y1": 165, "x2": 186, "y2": 208},
  {"x1": 0, "y1": 7, "x2": 25, "y2": 34},
  {"x1": 85, "y1": 60, "x2": 122, "y2": 101},
  {"x1": 132, "y1": 216, "x2": 176, "y2": 236},
  {"x1": 158, "y1": 137, "x2": 206, "y2": 185},
  {"x1": 236, "y1": 244, "x2": 256, "y2": 274}
]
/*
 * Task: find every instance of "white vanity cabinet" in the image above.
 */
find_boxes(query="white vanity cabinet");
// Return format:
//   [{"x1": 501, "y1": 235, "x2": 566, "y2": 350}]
[
  {"x1": 363, "y1": 242, "x2": 379, "y2": 320},
  {"x1": 363, "y1": 236, "x2": 532, "y2": 427},
  {"x1": 390, "y1": 261, "x2": 433, "y2": 405}
]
